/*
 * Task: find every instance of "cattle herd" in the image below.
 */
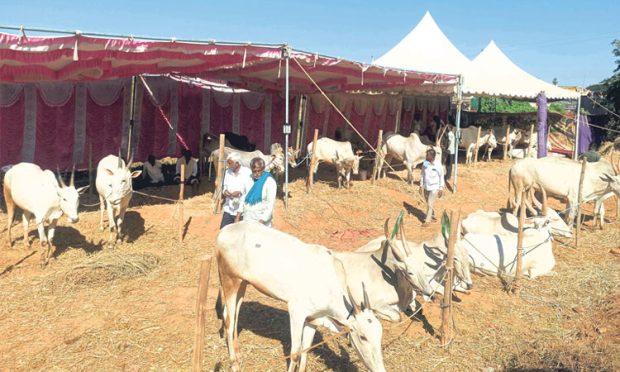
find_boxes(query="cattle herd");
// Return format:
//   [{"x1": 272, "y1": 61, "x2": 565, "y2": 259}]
[{"x1": 2, "y1": 124, "x2": 619, "y2": 371}]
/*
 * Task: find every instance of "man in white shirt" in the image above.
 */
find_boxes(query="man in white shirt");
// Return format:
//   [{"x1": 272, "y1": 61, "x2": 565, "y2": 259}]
[
  {"x1": 174, "y1": 149, "x2": 199, "y2": 185},
  {"x1": 243, "y1": 157, "x2": 277, "y2": 227},
  {"x1": 444, "y1": 124, "x2": 456, "y2": 190},
  {"x1": 420, "y1": 148, "x2": 444, "y2": 225},
  {"x1": 220, "y1": 152, "x2": 253, "y2": 229},
  {"x1": 142, "y1": 155, "x2": 165, "y2": 187}
]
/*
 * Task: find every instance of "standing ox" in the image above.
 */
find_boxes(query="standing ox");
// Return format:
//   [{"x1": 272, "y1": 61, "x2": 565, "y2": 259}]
[
  {"x1": 332, "y1": 220, "x2": 434, "y2": 322},
  {"x1": 216, "y1": 222, "x2": 386, "y2": 372},
  {"x1": 460, "y1": 126, "x2": 497, "y2": 164},
  {"x1": 307, "y1": 137, "x2": 362, "y2": 189},
  {"x1": 508, "y1": 156, "x2": 620, "y2": 225},
  {"x1": 355, "y1": 223, "x2": 474, "y2": 302},
  {"x1": 376, "y1": 132, "x2": 442, "y2": 185},
  {"x1": 4, "y1": 163, "x2": 88, "y2": 265},
  {"x1": 96, "y1": 155, "x2": 142, "y2": 245}
]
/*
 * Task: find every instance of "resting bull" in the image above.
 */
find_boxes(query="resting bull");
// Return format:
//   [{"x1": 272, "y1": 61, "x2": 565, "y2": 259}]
[{"x1": 462, "y1": 206, "x2": 572, "y2": 238}]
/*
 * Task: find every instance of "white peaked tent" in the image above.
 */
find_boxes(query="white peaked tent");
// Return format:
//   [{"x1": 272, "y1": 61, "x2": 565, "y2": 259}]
[
  {"x1": 462, "y1": 41, "x2": 579, "y2": 100},
  {"x1": 374, "y1": 11, "x2": 470, "y2": 75}
]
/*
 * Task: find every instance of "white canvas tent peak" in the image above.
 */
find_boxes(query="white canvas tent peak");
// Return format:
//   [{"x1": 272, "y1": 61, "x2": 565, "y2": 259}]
[
  {"x1": 373, "y1": 11, "x2": 470, "y2": 75},
  {"x1": 462, "y1": 40, "x2": 579, "y2": 100}
]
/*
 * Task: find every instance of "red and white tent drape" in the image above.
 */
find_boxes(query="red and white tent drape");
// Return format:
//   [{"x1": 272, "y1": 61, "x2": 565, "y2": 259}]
[{"x1": 0, "y1": 77, "x2": 298, "y2": 169}]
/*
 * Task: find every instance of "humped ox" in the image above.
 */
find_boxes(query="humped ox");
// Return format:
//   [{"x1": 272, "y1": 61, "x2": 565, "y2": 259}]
[
  {"x1": 307, "y1": 137, "x2": 362, "y2": 189},
  {"x1": 216, "y1": 221, "x2": 386, "y2": 372},
  {"x1": 492, "y1": 127, "x2": 521, "y2": 158},
  {"x1": 508, "y1": 156, "x2": 620, "y2": 225},
  {"x1": 4, "y1": 163, "x2": 88, "y2": 265},
  {"x1": 462, "y1": 206, "x2": 572, "y2": 238},
  {"x1": 96, "y1": 154, "x2": 142, "y2": 244},
  {"x1": 354, "y1": 222, "x2": 474, "y2": 302},
  {"x1": 375, "y1": 132, "x2": 442, "y2": 185},
  {"x1": 461, "y1": 223, "x2": 556, "y2": 279},
  {"x1": 459, "y1": 126, "x2": 497, "y2": 164}
]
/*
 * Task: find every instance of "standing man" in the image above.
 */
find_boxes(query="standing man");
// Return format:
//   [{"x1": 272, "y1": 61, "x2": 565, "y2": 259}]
[
  {"x1": 444, "y1": 124, "x2": 456, "y2": 191},
  {"x1": 420, "y1": 148, "x2": 444, "y2": 225},
  {"x1": 243, "y1": 157, "x2": 277, "y2": 227},
  {"x1": 220, "y1": 152, "x2": 252, "y2": 229}
]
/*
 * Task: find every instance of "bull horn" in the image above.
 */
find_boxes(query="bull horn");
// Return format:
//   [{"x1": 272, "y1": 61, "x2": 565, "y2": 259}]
[
  {"x1": 70, "y1": 164, "x2": 76, "y2": 187},
  {"x1": 56, "y1": 166, "x2": 66, "y2": 187},
  {"x1": 398, "y1": 220, "x2": 412, "y2": 256},
  {"x1": 347, "y1": 286, "x2": 361, "y2": 315},
  {"x1": 362, "y1": 282, "x2": 371, "y2": 310},
  {"x1": 127, "y1": 151, "x2": 134, "y2": 169},
  {"x1": 540, "y1": 185, "x2": 548, "y2": 216},
  {"x1": 117, "y1": 149, "x2": 123, "y2": 169},
  {"x1": 383, "y1": 218, "x2": 391, "y2": 240}
]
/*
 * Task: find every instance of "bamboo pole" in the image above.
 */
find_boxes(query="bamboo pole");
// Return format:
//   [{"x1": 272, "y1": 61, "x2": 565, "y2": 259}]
[
  {"x1": 214, "y1": 134, "x2": 226, "y2": 214},
  {"x1": 306, "y1": 129, "x2": 319, "y2": 194},
  {"x1": 512, "y1": 190, "x2": 527, "y2": 296},
  {"x1": 198, "y1": 133, "x2": 204, "y2": 176},
  {"x1": 191, "y1": 257, "x2": 213, "y2": 372},
  {"x1": 527, "y1": 123, "x2": 534, "y2": 157},
  {"x1": 371, "y1": 129, "x2": 384, "y2": 184},
  {"x1": 178, "y1": 163, "x2": 185, "y2": 242},
  {"x1": 473, "y1": 126, "x2": 482, "y2": 165},
  {"x1": 88, "y1": 141, "x2": 93, "y2": 195},
  {"x1": 503, "y1": 125, "x2": 510, "y2": 161},
  {"x1": 575, "y1": 158, "x2": 587, "y2": 248},
  {"x1": 441, "y1": 209, "x2": 461, "y2": 347}
]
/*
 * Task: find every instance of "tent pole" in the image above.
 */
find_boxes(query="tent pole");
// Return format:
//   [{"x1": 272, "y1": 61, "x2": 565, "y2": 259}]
[
  {"x1": 453, "y1": 75, "x2": 463, "y2": 193},
  {"x1": 126, "y1": 76, "x2": 137, "y2": 158},
  {"x1": 283, "y1": 47, "x2": 291, "y2": 209},
  {"x1": 574, "y1": 97, "x2": 581, "y2": 160}
]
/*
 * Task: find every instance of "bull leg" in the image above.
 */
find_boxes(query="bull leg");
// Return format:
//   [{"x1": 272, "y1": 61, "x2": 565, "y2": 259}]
[
  {"x1": 346, "y1": 170, "x2": 352, "y2": 190},
  {"x1": 98, "y1": 194, "x2": 106, "y2": 231},
  {"x1": 116, "y1": 207, "x2": 128, "y2": 243},
  {"x1": 106, "y1": 203, "x2": 117, "y2": 245},
  {"x1": 287, "y1": 308, "x2": 306, "y2": 372},
  {"x1": 43, "y1": 219, "x2": 58, "y2": 265},
  {"x1": 298, "y1": 324, "x2": 317, "y2": 372},
  {"x1": 6, "y1": 196, "x2": 15, "y2": 248},
  {"x1": 220, "y1": 271, "x2": 244, "y2": 372},
  {"x1": 21, "y1": 211, "x2": 32, "y2": 248}
]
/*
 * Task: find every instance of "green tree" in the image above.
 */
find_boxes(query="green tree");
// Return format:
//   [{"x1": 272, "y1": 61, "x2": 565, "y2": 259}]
[
  {"x1": 552, "y1": 77, "x2": 558, "y2": 86},
  {"x1": 589, "y1": 39, "x2": 620, "y2": 141},
  {"x1": 479, "y1": 97, "x2": 535, "y2": 113}
]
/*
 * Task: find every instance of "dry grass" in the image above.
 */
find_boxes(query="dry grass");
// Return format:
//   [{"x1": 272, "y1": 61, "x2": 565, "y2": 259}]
[{"x1": 0, "y1": 160, "x2": 618, "y2": 371}]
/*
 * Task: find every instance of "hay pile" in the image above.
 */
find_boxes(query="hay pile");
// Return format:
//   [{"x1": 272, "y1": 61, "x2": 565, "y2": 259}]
[{"x1": 41, "y1": 251, "x2": 160, "y2": 292}]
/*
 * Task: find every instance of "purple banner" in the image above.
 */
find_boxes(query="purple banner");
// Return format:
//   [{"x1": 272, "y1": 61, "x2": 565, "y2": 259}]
[
  {"x1": 537, "y1": 92, "x2": 547, "y2": 158},
  {"x1": 577, "y1": 114, "x2": 592, "y2": 155}
]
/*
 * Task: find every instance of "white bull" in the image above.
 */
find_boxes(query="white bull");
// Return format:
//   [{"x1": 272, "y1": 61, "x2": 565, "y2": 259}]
[
  {"x1": 376, "y1": 132, "x2": 442, "y2": 185},
  {"x1": 4, "y1": 163, "x2": 88, "y2": 265},
  {"x1": 96, "y1": 154, "x2": 142, "y2": 245},
  {"x1": 307, "y1": 137, "x2": 362, "y2": 189},
  {"x1": 332, "y1": 220, "x2": 434, "y2": 322},
  {"x1": 462, "y1": 207, "x2": 572, "y2": 238},
  {"x1": 460, "y1": 126, "x2": 497, "y2": 164},
  {"x1": 492, "y1": 127, "x2": 521, "y2": 158},
  {"x1": 461, "y1": 226, "x2": 555, "y2": 279},
  {"x1": 216, "y1": 221, "x2": 386, "y2": 372},
  {"x1": 508, "y1": 156, "x2": 620, "y2": 224}
]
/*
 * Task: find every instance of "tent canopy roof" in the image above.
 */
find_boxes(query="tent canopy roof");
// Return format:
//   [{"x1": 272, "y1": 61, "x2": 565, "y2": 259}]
[
  {"x1": 373, "y1": 11, "x2": 470, "y2": 75},
  {"x1": 0, "y1": 30, "x2": 457, "y2": 95},
  {"x1": 462, "y1": 41, "x2": 579, "y2": 100}
]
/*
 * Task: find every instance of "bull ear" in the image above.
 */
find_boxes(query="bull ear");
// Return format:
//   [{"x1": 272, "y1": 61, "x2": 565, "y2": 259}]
[
  {"x1": 395, "y1": 270, "x2": 414, "y2": 310},
  {"x1": 130, "y1": 170, "x2": 142, "y2": 178},
  {"x1": 70, "y1": 164, "x2": 76, "y2": 186},
  {"x1": 600, "y1": 173, "x2": 614, "y2": 182},
  {"x1": 104, "y1": 168, "x2": 114, "y2": 176}
]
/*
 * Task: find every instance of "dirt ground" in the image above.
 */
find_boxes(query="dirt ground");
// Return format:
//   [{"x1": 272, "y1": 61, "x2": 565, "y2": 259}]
[{"x1": 0, "y1": 160, "x2": 618, "y2": 371}]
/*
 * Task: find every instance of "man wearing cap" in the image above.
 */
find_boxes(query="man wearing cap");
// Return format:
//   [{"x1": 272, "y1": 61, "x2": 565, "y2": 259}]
[
  {"x1": 420, "y1": 148, "x2": 444, "y2": 225},
  {"x1": 220, "y1": 152, "x2": 252, "y2": 229}
]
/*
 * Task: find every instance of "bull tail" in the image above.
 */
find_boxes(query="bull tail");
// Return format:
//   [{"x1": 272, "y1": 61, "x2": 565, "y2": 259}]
[{"x1": 3, "y1": 181, "x2": 15, "y2": 246}]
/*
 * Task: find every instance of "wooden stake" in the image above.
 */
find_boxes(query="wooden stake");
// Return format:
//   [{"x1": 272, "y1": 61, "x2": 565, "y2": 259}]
[
  {"x1": 191, "y1": 257, "x2": 213, "y2": 372},
  {"x1": 441, "y1": 209, "x2": 461, "y2": 347},
  {"x1": 473, "y1": 126, "x2": 482, "y2": 164},
  {"x1": 178, "y1": 162, "x2": 185, "y2": 242},
  {"x1": 88, "y1": 141, "x2": 93, "y2": 195},
  {"x1": 214, "y1": 134, "x2": 226, "y2": 214},
  {"x1": 198, "y1": 133, "x2": 204, "y2": 176},
  {"x1": 527, "y1": 123, "x2": 535, "y2": 157},
  {"x1": 575, "y1": 158, "x2": 587, "y2": 248},
  {"x1": 306, "y1": 129, "x2": 319, "y2": 194},
  {"x1": 503, "y1": 124, "x2": 510, "y2": 161},
  {"x1": 371, "y1": 129, "x2": 384, "y2": 184},
  {"x1": 512, "y1": 190, "x2": 527, "y2": 296}
]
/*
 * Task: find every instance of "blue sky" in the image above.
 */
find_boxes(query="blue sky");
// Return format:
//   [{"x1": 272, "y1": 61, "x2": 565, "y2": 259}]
[{"x1": 0, "y1": 0, "x2": 617, "y2": 87}]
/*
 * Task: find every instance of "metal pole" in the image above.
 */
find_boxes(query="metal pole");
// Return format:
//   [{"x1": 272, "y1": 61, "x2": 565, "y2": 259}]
[
  {"x1": 574, "y1": 96, "x2": 581, "y2": 160},
  {"x1": 453, "y1": 75, "x2": 463, "y2": 193},
  {"x1": 283, "y1": 47, "x2": 291, "y2": 208},
  {"x1": 126, "y1": 76, "x2": 137, "y2": 158}
]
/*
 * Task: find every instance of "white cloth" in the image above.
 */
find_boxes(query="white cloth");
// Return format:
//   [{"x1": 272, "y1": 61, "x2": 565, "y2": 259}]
[
  {"x1": 243, "y1": 176, "x2": 277, "y2": 227},
  {"x1": 447, "y1": 130, "x2": 456, "y2": 155},
  {"x1": 143, "y1": 161, "x2": 164, "y2": 183},
  {"x1": 222, "y1": 166, "x2": 253, "y2": 216},
  {"x1": 175, "y1": 157, "x2": 198, "y2": 180},
  {"x1": 420, "y1": 159, "x2": 444, "y2": 191}
]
